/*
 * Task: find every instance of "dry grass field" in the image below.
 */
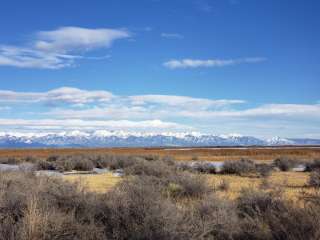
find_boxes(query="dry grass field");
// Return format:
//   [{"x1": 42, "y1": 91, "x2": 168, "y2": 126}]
[
  {"x1": 64, "y1": 173, "x2": 121, "y2": 192},
  {"x1": 0, "y1": 146, "x2": 319, "y2": 161},
  {"x1": 1, "y1": 147, "x2": 319, "y2": 201},
  {"x1": 1, "y1": 148, "x2": 320, "y2": 239},
  {"x1": 207, "y1": 171, "x2": 311, "y2": 200},
  {"x1": 64, "y1": 171, "x2": 312, "y2": 201}
]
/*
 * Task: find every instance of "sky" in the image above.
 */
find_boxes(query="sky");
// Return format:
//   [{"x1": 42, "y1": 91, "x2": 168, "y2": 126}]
[{"x1": 0, "y1": 0, "x2": 319, "y2": 138}]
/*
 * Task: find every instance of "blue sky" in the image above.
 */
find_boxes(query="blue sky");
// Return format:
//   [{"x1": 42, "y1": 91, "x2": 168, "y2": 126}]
[{"x1": 0, "y1": 0, "x2": 319, "y2": 138}]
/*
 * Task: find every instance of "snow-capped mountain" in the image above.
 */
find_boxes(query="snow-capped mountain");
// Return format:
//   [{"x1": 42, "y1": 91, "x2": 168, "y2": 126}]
[
  {"x1": 0, "y1": 131, "x2": 319, "y2": 148},
  {"x1": 266, "y1": 136, "x2": 295, "y2": 145}
]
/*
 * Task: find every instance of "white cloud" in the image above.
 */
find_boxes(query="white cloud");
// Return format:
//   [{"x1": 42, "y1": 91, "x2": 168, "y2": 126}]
[
  {"x1": 47, "y1": 106, "x2": 150, "y2": 120},
  {"x1": 174, "y1": 103, "x2": 320, "y2": 120},
  {"x1": 0, "y1": 118, "x2": 191, "y2": 131},
  {"x1": 0, "y1": 87, "x2": 242, "y2": 110},
  {"x1": 34, "y1": 26, "x2": 130, "y2": 53},
  {"x1": 161, "y1": 33, "x2": 184, "y2": 39},
  {"x1": 1, "y1": 87, "x2": 319, "y2": 137},
  {"x1": 0, "y1": 46, "x2": 79, "y2": 69},
  {"x1": 0, "y1": 27, "x2": 130, "y2": 69},
  {"x1": 46, "y1": 87, "x2": 114, "y2": 104},
  {"x1": 4, "y1": 87, "x2": 319, "y2": 122},
  {"x1": 163, "y1": 57, "x2": 266, "y2": 69},
  {"x1": 0, "y1": 87, "x2": 114, "y2": 104},
  {"x1": 129, "y1": 95, "x2": 244, "y2": 110},
  {"x1": 46, "y1": 102, "x2": 320, "y2": 123}
]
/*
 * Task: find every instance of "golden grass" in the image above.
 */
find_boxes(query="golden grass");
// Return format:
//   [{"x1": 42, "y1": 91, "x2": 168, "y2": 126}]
[
  {"x1": 63, "y1": 173, "x2": 121, "y2": 193},
  {"x1": 63, "y1": 170, "x2": 313, "y2": 203},
  {"x1": 207, "y1": 171, "x2": 311, "y2": 200},
  {"x1": 3, "y1": 147, "x2": 316, "y2": 198}
]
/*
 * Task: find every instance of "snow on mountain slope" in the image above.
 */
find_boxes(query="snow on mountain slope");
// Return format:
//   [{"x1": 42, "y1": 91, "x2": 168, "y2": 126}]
[
  {"x1": 266, "y1": 136, "x2": 295, "y2": 145},
  {"x1": 0, "y1": 131, "x2": 319, "y2": 148}
]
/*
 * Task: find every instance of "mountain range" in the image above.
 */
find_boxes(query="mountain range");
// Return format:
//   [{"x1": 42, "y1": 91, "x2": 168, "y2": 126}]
[{"x1": 0, "y1": 131, "x2": 319, "y2": 148}]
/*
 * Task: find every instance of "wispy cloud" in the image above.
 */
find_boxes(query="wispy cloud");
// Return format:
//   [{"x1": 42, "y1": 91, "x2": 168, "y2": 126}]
[
  {"x1": 164, "y1": 57, "x2": 266, "y2": 69},
  {"x1": 0, "y1": 87, "x2": 242, "y2": 108},
  {"x1": 129, "y1": 95, "x2": 244, "y2": 110},
  {"x1": 176, "y1": 104, "x2": 320, "y2": 120},
  {"x1": 0, "y1": 87, "x2": 114, "y2": 105},
  {"x1": 0, "y1": 46, "x2": 80, "y2": 69},
  {"x1": 0, "y1": 27, "x2": 130, "y2": 69},
  {"x1": 34, "y1": 27, "x2": 129, "y2": 53},
  {"x1": 161, "y1": 33, "x2": 184, "y2": 39},
  {"x1": 0, "y1": 118, "x2": 190, "y2": 132},
  {"x1": 1, "y1": 87, "x2": 319, "y2": 137}
]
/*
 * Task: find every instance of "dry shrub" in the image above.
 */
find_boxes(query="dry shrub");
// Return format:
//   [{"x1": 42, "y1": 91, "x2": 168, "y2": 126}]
[
  {"x1": 161, "y1": 155, "x2": 175, "y2": 165},
  {"x1": 144, "y1": 154, "x2": 160, "y2": 161},
  {"x1": 92, "y1": 154, "x2": 117, "y2": 169},
  {"x1": 236, "y1": 188, "x2": 320, "y2": 240},
  {"x1": 165, "y1": 183, "x2": 185, "y2": 198},
  {"x1": 166, "y1": 173, "x2": 211, "y2": 199},
  {"x1": 183, "y1": 195, "x2": 240, "y2": 240},
  {"x1": 259, "y1": 177, "x2": 271, "y2": 190},
  {"x1": 217, "y1": 179, "x2": 230, "y2": 191},
  {"x1": 273, "y1": 157, "x2": 298, "y2": 171},
  {"x1": 46, "y1": 155, "x2": 59, "y2": 162},
  {"x1": 107, "y1": 155, "x2": 136, "y2": 170},
  {"x1": 0, "y1": 171, "x2": 104, "y2": 240},
  {"x1": 221, "y1": 159, "x2": 256, "y2": 175},
  {"x1": 2, "y1": 153, "x2": 320, "y2": 240},
  {"x1": 72, "y1": 157, "x2": 94, "y2": 171},
  {"x1": 20, "y1": 209, "x2": 105, "y2": 240},
  {"x1": 256, "y1": 163, "x2": 273, "y2": 177},
  {"x1": 41, "y1": 155, "x2": 95, "y2": 172},
  {"x1": 237, "y1": 188, "x2": 285, "y2": 218},
  {"x1": 0, "y1": 156, "x2": 21, "y2": 164},
  {"x1": 125, "y1": 158, "x2": 174, "y2": 177},
  {"x1": 305, "y1": 159, "x2": 320, "y2": 172},
  {"x1": 176, "y1": 162, "x2": 195, "y2": 172},
  {"x1": 36, "y1": 159, "x2": 56, "y2": 171},
  {"x1": 102, "y1": 176, "x2": 182, "y2": 240},
  {"x1": 193, "y1": 162, "x2": 217, "y2": 174},
  {"x1": 301, "y1": 189, "x2": 320, "y2": 207},
  {"x1": 309, "y1": 170, "x2": 320, "y2": 188},
  {"x1": 126, "y1": 158, "x2": 210, "y2": 199}
]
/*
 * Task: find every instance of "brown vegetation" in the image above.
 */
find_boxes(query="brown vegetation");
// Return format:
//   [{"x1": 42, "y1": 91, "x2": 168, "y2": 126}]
[
  {"x1": 0, "y1": 146, "x2": 319, "y2": 161},
  {"x1": 1, "y1": 152, "x2": 320, "y2": 239}
]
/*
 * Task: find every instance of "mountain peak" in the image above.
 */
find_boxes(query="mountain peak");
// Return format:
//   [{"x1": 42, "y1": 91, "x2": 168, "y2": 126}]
[{"x1": 0, "y1": 131, "x2": 318, "y2": 148}]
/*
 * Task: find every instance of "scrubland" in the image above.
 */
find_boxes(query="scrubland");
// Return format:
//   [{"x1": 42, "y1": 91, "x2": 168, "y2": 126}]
[
  {"x1": 0, "y1": 146, "x2": 319, "y2": 161},
  {"x1": 0, "y1": 150, "x2": 320, "y2": 239}
]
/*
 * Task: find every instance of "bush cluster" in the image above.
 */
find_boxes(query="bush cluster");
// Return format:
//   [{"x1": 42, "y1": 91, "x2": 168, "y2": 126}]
[
  {"x1": 305, "y1": 159, "x2": 320, "y2": 172},
  {"x1": 34, "y1": 154, "x2": 169, "y2": 172},
  {"x1": 221, "y1": 159, "x2": 256, "y2": 175},
  {"x1": 0, "y1": 155, "x2": 320, "y2": 239},
  {"x1": 192, "y1": 162, "x2": 217, "y2": 174},
  {"x1": 273, "y1": 157, "x2": 298, "y2": 171},
  {"x1": 309, "y1": 170, "x2": 320, "y2": 187},
  {"x1": 256, "y1": 163, "x2": 274, "y2": 177}
]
